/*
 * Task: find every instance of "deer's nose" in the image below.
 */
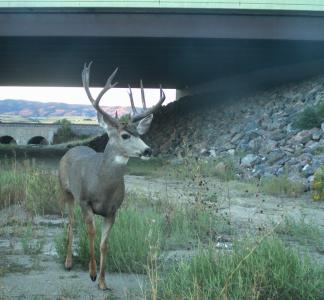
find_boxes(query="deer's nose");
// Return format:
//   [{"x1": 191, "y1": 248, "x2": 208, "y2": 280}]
[{"x1": 143, "y1": 148, "x2": 152, "y2": 157}]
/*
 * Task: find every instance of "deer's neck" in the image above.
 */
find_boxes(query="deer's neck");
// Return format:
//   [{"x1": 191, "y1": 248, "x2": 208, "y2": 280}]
[{"x1": 101, "y1": 141, "x2": 129, "y2": 172}]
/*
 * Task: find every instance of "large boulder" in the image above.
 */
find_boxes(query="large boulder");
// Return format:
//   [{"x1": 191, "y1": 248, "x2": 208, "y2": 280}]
[{"x1": 241, "y1": 154, "x2": 260, "y2": 168}]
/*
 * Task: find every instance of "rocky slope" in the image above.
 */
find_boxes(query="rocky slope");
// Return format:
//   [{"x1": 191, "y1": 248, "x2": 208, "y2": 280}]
[{"x1": 145, "y1": 75, "x2": 324, "y2": 185}]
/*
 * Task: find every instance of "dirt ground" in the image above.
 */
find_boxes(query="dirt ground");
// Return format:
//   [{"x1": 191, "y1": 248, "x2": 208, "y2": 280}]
[{"x1": 0, "y1": 175, "x2": 323, "y2": 299}]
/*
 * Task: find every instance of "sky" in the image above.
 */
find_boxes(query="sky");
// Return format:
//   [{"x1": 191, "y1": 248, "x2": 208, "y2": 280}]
[{"x1": 0, "y1": 86, "x2": 176, "y2": 107}]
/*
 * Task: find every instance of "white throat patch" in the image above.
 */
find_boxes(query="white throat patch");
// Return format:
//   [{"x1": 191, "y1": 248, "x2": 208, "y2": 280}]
[{"x1": 114, "y1": 155, "x2": 129, "y2": 165}]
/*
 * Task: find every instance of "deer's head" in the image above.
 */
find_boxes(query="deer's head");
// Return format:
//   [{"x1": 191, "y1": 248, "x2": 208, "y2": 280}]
[{"x1": 82, "y1": 62, "x2": 165, "y2": 160}]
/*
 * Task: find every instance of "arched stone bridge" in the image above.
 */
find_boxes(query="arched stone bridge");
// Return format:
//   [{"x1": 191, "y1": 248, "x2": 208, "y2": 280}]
[{"x1": 0, "y1": 123, "x2": 104, "y2": 145}]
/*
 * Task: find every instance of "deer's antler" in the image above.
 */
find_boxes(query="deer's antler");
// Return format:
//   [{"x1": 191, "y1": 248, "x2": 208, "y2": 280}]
[
  {"x1": 127, "y1": 81, "x2": 166, "y2": 123},
  {"x1": 82, "y1": 62, "x2": 119, "y2": 127}
]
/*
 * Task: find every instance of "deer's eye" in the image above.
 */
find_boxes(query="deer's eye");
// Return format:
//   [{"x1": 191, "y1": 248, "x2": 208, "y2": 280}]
[{"x1": 121, "y1": 133, "x2": 131, "y2": 140}]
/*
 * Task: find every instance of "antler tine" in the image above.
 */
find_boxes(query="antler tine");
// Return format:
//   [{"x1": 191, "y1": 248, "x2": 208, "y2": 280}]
[
  {"x1": 95, "y1": 67, "x2": 119, "y2": 106},
  {"x1": 82, "y1": 62, "x2": 119, "y2": 127},
  {"x1": 82, "y1": 62, "x2": 95, "y2": 104},
  {"x1": 130, "y1": 85, "x2": 166, "y2": 123},
  {"x1": 127, "y1": 85, "x2": 138, "y2": 114},
  {"x1": 140, "y1": 80, "x2": 147, "y2": 110}
]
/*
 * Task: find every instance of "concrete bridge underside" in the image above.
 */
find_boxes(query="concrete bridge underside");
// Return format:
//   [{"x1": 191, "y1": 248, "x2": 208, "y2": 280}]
[{"x1": 1, "y1": 8, "x2": 324, "y2": 95}]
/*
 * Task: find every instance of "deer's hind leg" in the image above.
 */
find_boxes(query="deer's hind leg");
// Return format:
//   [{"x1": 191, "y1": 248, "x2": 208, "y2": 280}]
[{"x1": 63, "y1": 192, "x2": 75, "y2": 270}]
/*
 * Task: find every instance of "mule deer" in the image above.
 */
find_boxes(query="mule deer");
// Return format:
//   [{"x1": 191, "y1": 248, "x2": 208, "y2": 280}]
[{"x1": 59, "y1": 62, "x2": 165, "y2": 290}]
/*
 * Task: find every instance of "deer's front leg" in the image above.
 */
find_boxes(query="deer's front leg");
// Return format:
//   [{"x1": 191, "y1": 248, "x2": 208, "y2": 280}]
[
  {"x1": 98, "y1": 216, "x2": 115, "y2": 290},
  {"x1": 84, "y1": 210, "x2": 97, "y2": 281},
  {"x1": 65, "y1": 201, "x2": 75, "y2": 270}
]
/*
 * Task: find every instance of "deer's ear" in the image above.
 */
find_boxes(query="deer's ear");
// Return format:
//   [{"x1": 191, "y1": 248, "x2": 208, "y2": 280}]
[
  {"x1": 137, "y1": 114, "x2": 153, "y2": 135},
  {"x1": 97, "y1": 111, "x2": 119, "y2": 130},
  {"x1": 97, "y1": 112, "x2": 109, "y2": 131}
]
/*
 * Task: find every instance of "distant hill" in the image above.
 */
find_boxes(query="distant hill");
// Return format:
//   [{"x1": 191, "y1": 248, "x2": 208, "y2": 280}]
[{"x1": 0, "y1": 99, "x2": 132, "y2": 119}]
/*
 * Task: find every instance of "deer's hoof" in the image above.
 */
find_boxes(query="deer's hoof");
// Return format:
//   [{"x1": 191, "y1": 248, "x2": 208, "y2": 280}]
[
  {"x1": 89, "y1": 260, "x2": 97, "y2": 281},
  {"x1": 64, "y1": 259, "x2": 72, "y2": 271},
  {"x1": 98, "y1": 279, "x2": 110, "y2": 291}
]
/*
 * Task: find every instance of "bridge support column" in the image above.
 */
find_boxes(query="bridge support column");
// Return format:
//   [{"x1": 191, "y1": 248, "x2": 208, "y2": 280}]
[{"x1": 17, "y1": 137, "x2": 28, "y2": 145}]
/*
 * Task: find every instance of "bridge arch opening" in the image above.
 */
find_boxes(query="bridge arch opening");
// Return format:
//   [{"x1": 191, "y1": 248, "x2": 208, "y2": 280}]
[
  {"x1": 28, "y1": 136, "x2": 49, "y2": 145},
  {"x1": 0, "y1": 135, "x2": 17, "y2": 144}
]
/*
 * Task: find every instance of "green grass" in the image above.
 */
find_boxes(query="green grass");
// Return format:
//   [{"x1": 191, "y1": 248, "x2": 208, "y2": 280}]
[
  {"x1": 159, "y1": 236, "x2": 324, "y2": 300},
  {"x1": 0, "y1": 155, "x2": 317, "y2": 299},
  {"x1": 260, "y1": 175, "x2": 305, "y2": 197},
  {"x1": 127, "y1": 156, "x2": 236, "y2": 181},
  {"x1": 77, "y1": 206, "x2": 164, "y2": 274},
  {"x1": 127, "y1": 157, "x2": 166, "y2": 177},
  {"x1": 274, "y1": 216, "x2": 324, "y2": 250},
  {"x1": 55, "y1": 192, "x2": 233, "y2": 273},
  {"x1": 55, "y1": 191, "x2": 324, "y2": 299},
  {"x1": 21, "y1": 223, "x2": 44, "y2": 255},
  {"x1": 164, "y1": 204, "x2": 233, "y2": 249},
  {"x1": 167, "y1": 156, "x2": 236, "y2": 182},
  {"x1": 0, "y1": 159, "x2": 61, "y2": 214},
  {"x1": 56, "y1": 204, "x2": 164, "y2": 274},
  {"x1": 0, "y1": 144, "x2": 17, "y2": 150}
]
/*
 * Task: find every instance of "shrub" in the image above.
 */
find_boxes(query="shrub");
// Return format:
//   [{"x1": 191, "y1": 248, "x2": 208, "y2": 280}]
[
  {"x1": 312, "y1": 165, "x2": 324, "y2": 201},
  {"x1": 294, "y1": 101, "x2": 324, "y2": 129},
  {"x1": 53, "y1": 119, "x2": 77, "y2": 144}
]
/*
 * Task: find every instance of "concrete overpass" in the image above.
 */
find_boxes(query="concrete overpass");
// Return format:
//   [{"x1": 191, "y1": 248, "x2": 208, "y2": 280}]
[
  {"x1": 1, "y1": 3, "x2": 324, "y2": 97},
  {"x1": 0, "y1": 123, "x2": 103, "y2": 145}
]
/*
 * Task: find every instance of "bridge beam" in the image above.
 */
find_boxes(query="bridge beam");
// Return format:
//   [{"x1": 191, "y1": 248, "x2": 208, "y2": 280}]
[
  {"x1": 1, "y1": 8, "x2": 324, "y2": 41},
  {"x1": 2, "y1": 9, "x2": 324, "y2": 88}
]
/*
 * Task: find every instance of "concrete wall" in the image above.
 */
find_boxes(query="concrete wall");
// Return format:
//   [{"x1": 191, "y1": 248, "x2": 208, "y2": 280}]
[
  {"x1": 70, "y1": 124, "x2": 104, "y2": 137},
  {"x1": 0, "y1": 123, "x2": 103, "y2": 145},
  {"x1": 0, "y1": 1, "x2": 323, "y2": 11}
]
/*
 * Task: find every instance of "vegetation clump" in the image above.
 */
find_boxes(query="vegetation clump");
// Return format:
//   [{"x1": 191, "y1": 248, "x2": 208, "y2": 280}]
[
  {"x1": 294, "y1": 101, "x2": 324, "y2": 129},
  {"x1": 159, "y1": 236, "x2": 324, "y2": 300},
  {"x1": 21, "y1": 223, "x2": 44, "y2": 255},
  {"x1": 53, "y1": 119, "x2": 77, "y2": 144},
  {"x1": 0, "y1": 160, "x2": 61, "y2": 214},
  {"x1": 55, "y1": 192, "x2": 232, "y2": 273},
  {"x1": 274, "y1": 216, "x2": 323, "y2": 247},
  {"x1": 260, "y1": 175, "x2": 305, "y2": 197},
  {"x1": 312, "y1": 165, "x2": 324, "y2": 201}
]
